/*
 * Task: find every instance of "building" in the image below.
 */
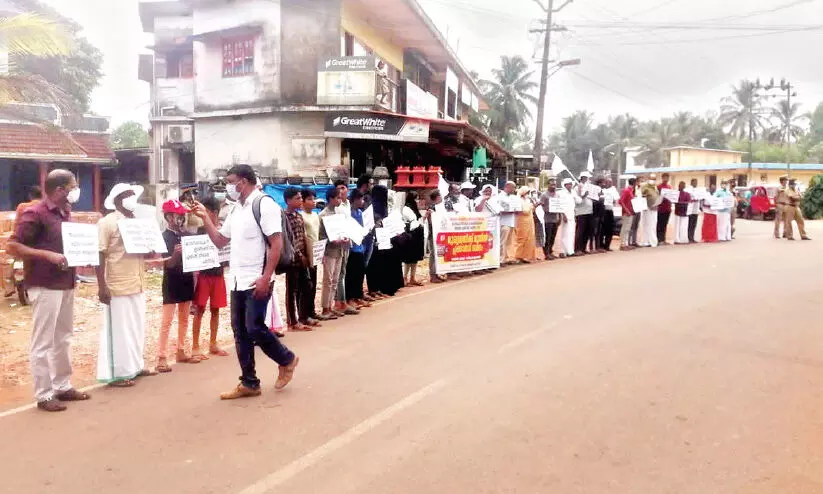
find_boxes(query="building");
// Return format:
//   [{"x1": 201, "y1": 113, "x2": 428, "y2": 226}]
[
  {"x1": 138, "y1": 0, "x2": 510, "y2": 197},
  {"x1": 625, "y1": 146, "x2": 823, "y2": 186}
]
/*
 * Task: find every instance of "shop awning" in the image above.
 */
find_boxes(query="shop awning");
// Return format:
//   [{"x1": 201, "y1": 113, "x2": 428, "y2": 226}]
[{"x1": 0, "y1": 123, "x2": 115, "y2": 163}]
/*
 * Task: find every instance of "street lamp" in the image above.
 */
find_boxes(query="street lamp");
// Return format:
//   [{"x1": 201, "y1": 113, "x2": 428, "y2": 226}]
[{"x1": 534, "y1": 58, "x2": 581, "y2": 170}]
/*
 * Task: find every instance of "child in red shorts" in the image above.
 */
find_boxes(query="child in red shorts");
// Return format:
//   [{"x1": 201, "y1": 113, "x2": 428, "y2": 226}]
[{"x1": 192, "y1": 196, "x2": 229, "y2": 359}]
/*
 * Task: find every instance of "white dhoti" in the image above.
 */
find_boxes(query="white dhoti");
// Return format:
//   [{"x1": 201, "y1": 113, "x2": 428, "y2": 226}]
[
  {"x1": 717, "y1": 212, "x2": 732, "y2": 241},
  {"x1": 640, "y1": 210, "x2": 659, "y2": 247},
  {"x1": 674, "y1": 215, "x2": 689, "y2": 244},
  {"x1": 97, "y1": 293, "x2": 146, "y2": 383},
  {"x1": 560, "y1": 216, "x2": 576, "y2": 255}
]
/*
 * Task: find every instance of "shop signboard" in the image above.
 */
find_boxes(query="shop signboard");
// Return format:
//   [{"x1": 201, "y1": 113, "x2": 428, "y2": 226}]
[
  {"x1": 405, "y1": 80, "x2": 438, "y2": 119},
  {"x1": 317, "y1": 56, "x2": 376, "y2": 105},
  {"x1": 324, "y1": 112, "x2": 430, "y2": 143}
]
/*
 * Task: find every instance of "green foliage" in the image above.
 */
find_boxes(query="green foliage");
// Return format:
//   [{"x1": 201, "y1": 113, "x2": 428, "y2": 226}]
[
  {"x1": 479, "y1": 56, "x2": 538, "y2": 151},
  {"x1": 801, "y1": 174, "x2": 823, "y2": 219},
  {"x1": 110, "y1": 121, "x2": 149, "y2": 149},
  {"x1": 809, "y1": 103, "x2": 823, "y2": 146},
  {"x1": 729, "y1": 140, "x2": 807, "y2": 164}
]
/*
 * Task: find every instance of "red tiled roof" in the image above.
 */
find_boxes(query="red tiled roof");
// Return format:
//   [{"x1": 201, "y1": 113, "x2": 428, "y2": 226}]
[
  {"x1": 0, "y1": 123, "x2": 114, "y2": 162},
  {"x1": 70, "y1": 132, "x2": 115, "y2": 160}
]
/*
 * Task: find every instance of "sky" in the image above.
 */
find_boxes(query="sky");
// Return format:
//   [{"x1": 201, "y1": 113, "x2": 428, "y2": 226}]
[{"x1": 41, "y1": 0, "x2": 823, "y2": 135}]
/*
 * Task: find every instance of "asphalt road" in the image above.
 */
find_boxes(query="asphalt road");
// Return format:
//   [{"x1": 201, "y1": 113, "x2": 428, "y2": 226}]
[{"x1": 2, "y1": 219, "x2": 822, "y2": 494}]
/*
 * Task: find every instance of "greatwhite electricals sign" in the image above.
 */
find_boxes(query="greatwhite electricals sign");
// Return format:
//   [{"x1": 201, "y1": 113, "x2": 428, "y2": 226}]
[{"x1": 325, "y1": 112, "x2": 430, "y2": 143}]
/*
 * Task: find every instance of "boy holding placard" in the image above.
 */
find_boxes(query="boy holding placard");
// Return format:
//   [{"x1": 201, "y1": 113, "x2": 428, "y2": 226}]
[
  {"x1": 346, "y1": 189, "x2": 371, "y2": 308},
  {"x1": 191, "y1": 196, "x2": 229, "y2": 360},
  {"x1": 318, "y1": 188, "x2": 350, "y2": 319},
  {"x1": 156, "y1": 199, "x2": 197, "y2": 372},
  {"x1": 300, "y1": 189, "x2": 324, "y2": 321}
]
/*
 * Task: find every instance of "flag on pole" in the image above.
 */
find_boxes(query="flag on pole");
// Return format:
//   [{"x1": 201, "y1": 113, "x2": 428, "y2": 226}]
[
  {"x1": 437, "y1": 173, "x2": 450, "y2": 200},
  {"x1": 551, "y1": 155, "x2": 578, "y2": 184},
  {"x1": 587, "y1": 149, "x2": 595, "y2": 173}
]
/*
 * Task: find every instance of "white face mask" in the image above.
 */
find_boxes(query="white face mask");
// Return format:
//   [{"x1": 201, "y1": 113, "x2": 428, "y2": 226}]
[
  {"x1": 226, "y1": 183, "x2": 241, "y2": 201},
  {"x1": 66, "y1": 187, "x2": 81, "y2": 204},
  {"x1": 214, "y1": 192, "x2": 227, "y2": 202},
  {"x1": 122, "y1": 195, "x2": 139, "y2": 212}
]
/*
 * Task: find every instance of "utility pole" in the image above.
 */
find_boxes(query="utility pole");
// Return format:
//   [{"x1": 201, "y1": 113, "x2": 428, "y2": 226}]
[
  {"x1": 781, "y1": 78, "x2": 797, "y2": 178},
  {"x1": 531, "y1": 0, "x2": 573, "y2": 171}
]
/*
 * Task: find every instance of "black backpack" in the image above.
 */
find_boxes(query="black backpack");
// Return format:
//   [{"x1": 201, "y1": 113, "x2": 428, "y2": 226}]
[{"x1": 252, "y1": 195, "x2": 294, "y2": 274}]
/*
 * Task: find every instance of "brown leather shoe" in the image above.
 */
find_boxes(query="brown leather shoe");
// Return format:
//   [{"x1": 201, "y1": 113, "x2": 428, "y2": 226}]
[
  {"x1": 220, "y1": 384, "x2": 262, "y2": 400},
  {"x1": 275, "y1": 356, "x2": 300, "y2": 390},
  {"x1": 37, "y1": 398, "x2": 67, "y2": 412}
]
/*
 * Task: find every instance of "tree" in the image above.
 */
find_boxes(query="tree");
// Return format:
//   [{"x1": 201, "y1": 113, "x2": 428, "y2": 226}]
[
  {"x1": 10, "y1": 0, "x2": 103, "y2": 112},
  {"x1": 110, "y1": 121, "x2": 149, "y2": 149},
  {"x1": 481, "y1": 55, "x2": 539, "y2": 150},
  {"x1": 719, "y1": 80, "x2": 765, "y2": 140},
  {"x1": 801, "y1": 174, "x2": 823, "y2": 220},
  {"x1": 809, "y1": 102, "x2": 823, "y2": 146},
  {"x1": 0, "y1": 12, "x2": 72, "y2": 108},
  {"x1": 771, "y1": 99, "x2": 806, "y2": 144}
]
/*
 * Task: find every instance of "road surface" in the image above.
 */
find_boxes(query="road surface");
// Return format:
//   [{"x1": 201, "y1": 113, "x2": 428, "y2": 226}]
[{"x1": 2, "y1": 220, "x2": 823, "y2": 493}]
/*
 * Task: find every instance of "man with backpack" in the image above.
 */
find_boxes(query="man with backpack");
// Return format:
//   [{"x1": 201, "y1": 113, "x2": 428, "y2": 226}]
[{"x1": 192, "y1": 165, "x2": 299, "y2": 400}]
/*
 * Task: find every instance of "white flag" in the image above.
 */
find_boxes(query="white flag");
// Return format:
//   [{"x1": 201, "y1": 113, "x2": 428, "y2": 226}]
[
  {"x1": 587, "y1": 149, "x2": 594, "y2": 172},
  {"x1": 551, "y1": 155, "x2": 568, "y2": 175},
  {"x1": 437, "y1": 173, "x2": 450, "y2": 201}
]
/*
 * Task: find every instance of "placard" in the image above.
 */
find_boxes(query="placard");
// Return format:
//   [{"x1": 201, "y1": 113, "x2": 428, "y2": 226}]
[
  {"x1": 534, "y1": 205, "x2": 546, "y2": 225},
  {"x1": 434, "y1": 203, "x2": 447, "y2": 215},
  {"x1": 321, "y1": 214, "x2": 348, "y2": 241},
  {"x1": 710, "y1": 198, "x2": 726, "y2": 211},
  {"x1": 691, "y1": 188, "x2": 709, "y2": 201},
  {"x1": 383, "y1": 211, "x2": 406, "y2": 238},
  {"x1": 548, "y1": 197, "x2": 564, "y2": 213},
  {"x1": 117, "y1": 218, "x2": 168, "y2": 254},
  {"x1": 61, "y1": 223, "x2": 99, "y2": 267},
  {"x1": 375, "y1": 227, "x2": 393, "y2": 250},
  {"x1": 631, "y1": 197, "x2": 648, "y2": 213},
  {"x1": 612, "y1": 205, "x2": 623, "y2": 217},
  {"x1": 661, "y1": 188, "x2": 680, "y2": 203},
  {"x1": 722, "y1": 195, "x2": 736, "y2": 209},
  {"x1": 431, "y1": 212, "x2": 501, "y2": 275},
  {"x1": 181, "y1": 235, "x2": 219, "y2": 273},
  {"x1": 603, "y1": 194, "x2": 614, "y2": 207},
  {"x1": 345, "y1": 216, "x2": 367, "y2": 245},
  {"x1": 312, "y1": 239, "x2": 327, "y2": 266},
  {"x1": 362, "y1": 205, "x2": 375, "y2": 232}
]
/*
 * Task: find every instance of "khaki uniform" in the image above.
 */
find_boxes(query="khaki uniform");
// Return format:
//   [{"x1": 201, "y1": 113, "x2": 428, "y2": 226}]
[
  {"x1": 774, "y1": 186, "x2": 788, "y2": 238},
  {"x1": 783, "y1": 187, "x2": 808, "y2": 240}
]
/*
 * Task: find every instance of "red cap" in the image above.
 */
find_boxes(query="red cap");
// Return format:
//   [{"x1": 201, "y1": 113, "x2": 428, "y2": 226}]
[{"x1": 161, "y1": 199, "x2": 188, "y2": 215}]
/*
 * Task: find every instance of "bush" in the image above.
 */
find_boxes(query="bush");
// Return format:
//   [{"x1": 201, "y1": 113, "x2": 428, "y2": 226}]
[{"x1": 801, "y1": 174, "x2": 823, "y2": 219}]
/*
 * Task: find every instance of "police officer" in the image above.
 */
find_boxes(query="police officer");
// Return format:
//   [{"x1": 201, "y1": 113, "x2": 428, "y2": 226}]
[
  {"x1": 784, "y1": 178, "x2": 811, "y2": 241},
  {"x1": 774, "y1": 175, "x2": 789, "y2": 239}
]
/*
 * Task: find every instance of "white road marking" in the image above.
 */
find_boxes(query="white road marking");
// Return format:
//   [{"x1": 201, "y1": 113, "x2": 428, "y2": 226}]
[
  {"x1": 236, "y1": 378, "x2": 449, "y2": 494},
  {"x1": 497, "y1": 320, "x2": 563, "y2": 354}
]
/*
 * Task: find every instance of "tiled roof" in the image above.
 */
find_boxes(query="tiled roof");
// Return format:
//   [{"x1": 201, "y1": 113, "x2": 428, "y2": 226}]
[
  {"x1": 626, "y1": 163, "x2": 823, "y2": 174},
  {"x1": 0, "y1": 123, "x2": 113, "y2": 162}
]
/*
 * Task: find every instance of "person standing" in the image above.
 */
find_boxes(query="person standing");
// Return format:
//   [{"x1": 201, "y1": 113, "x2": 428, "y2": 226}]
[
  {"x1": 558, "y1": 178, "x2": 581, "y2": 257},
  {"x1": 774, "y1": 175, "x2": 789, "y2": 239},
  {"x1": 656, "y1": 173, "x2": 673, "y2": 244},
  {"x1": 701, "y1": 183, "x2": 719, "y2": 243},
  {"x1": 618, "y1": 177, "x2": 637, "y2": 251},
  {"x1": 714, "y1": 181, "x2": 733, "y2": 242},
  {"x1": 193, "y1": 164, "x2": 299, "y2": 400},
  {"x1": 512, "y1": 186, "x2": 537, "y2": 263},
  {"x1": 191, "y1": 196, "x2": 229, "y2": 360},
  {"x1": 496, "y1": 181, "x2": 517, "y2": 264},
  {"x1": 589, "y1": 177, "x2": 606, "y2": 253},
  {"x1": 539, "y1": 178, "x2": 561, "y2": 260},
  {"x1": 332, "y1": 180, "x2": 358, "y2": 316},
  {"x1": 346, "y1": 189, "x2": 373, "y2": 304},
  {"x1": 639, "y1": 174, "x2": 661, "y2": 247},
  {"x1": 574, "y1": 172, "x2": 594, "y2": 255},
  {"x1": 400, "y1": 190, "x2": 426, "y2": 285},
  {"x1": 300, "y1": 189, "x2": 325, "y2": 319},
  {"x1": 319, "y1": 187, "x2": 349, "y2": 318},
  {"x1": 783, "y1": 178, "x2": 812, "y2": 241},
  {"x1": 283, "y1": 187, "x2": 315, "y2": 331},
  {"x1": 600, "y1": 177, "x2": 619, "y2": 252},
  {"x1": 686, "y1": 179, "x2": 701, "y2": 243},
  {"x1": 14, "y1": 185, "x2": 42, "y2": 227},
  {"x1": 8, "y1": 170, "x2": 90, "y2": 412},
  {"x1": 96, "y1": 183, "x2": 156, "y2": 387},
  {"x1": 426, "y1": 190, "x2": 446, "y2": 283},
  {"x1": 673, "y1": 181, "x2": 692, "y2": 244}
]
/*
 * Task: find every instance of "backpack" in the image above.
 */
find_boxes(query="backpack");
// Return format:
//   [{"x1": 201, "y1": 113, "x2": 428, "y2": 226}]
[{"x1": 252, "y1": 195, "x2": 295, "y2": 275}]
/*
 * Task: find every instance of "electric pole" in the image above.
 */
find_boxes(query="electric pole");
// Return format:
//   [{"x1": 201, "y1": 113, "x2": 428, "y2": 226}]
[
  {"x1": 532, "y1": 0, "x2": 574, "y2": 171},
  {"x1": 781, "y1": 78, "x2": 797, "y2": 178}
]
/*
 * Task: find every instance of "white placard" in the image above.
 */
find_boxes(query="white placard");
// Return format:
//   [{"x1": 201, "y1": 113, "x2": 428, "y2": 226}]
[
  {"x1": 383, "y1": 211, "x2": 406, "y2": 238},
  {"x1": 722, "y1": 195, "x2": 736, "y2": 209},
  {"x1": 603, "y1": 194, "x2": 614, "y2": 207},
  {"x1": 710, "y1": 198, "x2": 726, "y2": 211},
  {"x1": 586, "y1": 184, "x2": 602, "y2": 199},
  {"x1": 631, "y1": 197, "x2": 648, "y2": 213},
  {"x1": 434, "y1": 203, "x2": 447, "y2": 215},
  {"x1": 217, "y1": 244, "x2": 231, "y2": 263},
  {"x1": 505, "y1": 196, "x2": 524, "y2": 212},
  {"x1": 321, "y1": 214, "x2": 348, "y2": 241},
  {"x1": 534, "y1": 205, "x2": 546, "y2": 225},
  {"x1": 181, "y1": 235, "x2": 219, "y2": 273},
  {"x1": 362, "y1": 205, "x2": 375, "y2": 232},
  {"x1": 375, "y1": 227, "x2": 393, "y2": 250},
  {"x1": 548, "y1": 197, "x2": 564, "y2": 213},
  {"x1": 661, "y1": 188, "x2": 680, "y2": 203},
  {"x1": 612, "y1": 205, "x2": 623, "y2": 217},
  {"x1": 312, "y1": 239, "x2": 327, "y2": 266},
  {"x1": 61, "y1": 223, "x2": 99, "y2": 267},
  {"x1": 345, "y1": 216, "x2": 367, "y2": 246},
  {"x1": 117, "y1": 218, "x2": 168, "y2": 254}
]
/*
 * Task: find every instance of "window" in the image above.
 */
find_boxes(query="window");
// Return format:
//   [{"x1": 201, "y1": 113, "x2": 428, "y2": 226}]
[
  {"x1": 222, "y1": 37, "x2": 255, "y2": 77},
  {"x1": 165, "y1": 52, "x2": 193, "y2": 79}
]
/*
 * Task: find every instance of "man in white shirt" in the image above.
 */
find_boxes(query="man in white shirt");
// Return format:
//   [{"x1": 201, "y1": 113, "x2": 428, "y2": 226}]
[
  {"x1": 194, "y1": 165, "x2": 299, "y2": 400},
  {"x1": 332, "y1": 179, "x2": 358, "y2": 315},
  {"x1": 574, "y1": 171, "x2": 594, "y2": 255},
  {"x1": 496, "y1": 181, "x2": 517, "y2": 264},
  {"x1": 600, "y1": 177, "x2": 620, "y2": 252},
  {"x1": 559, "y1": 178, "x2": 582, "y2": 257},
  {"x1": 685, "y1": 178, "x2": 701, "y2": 243}
]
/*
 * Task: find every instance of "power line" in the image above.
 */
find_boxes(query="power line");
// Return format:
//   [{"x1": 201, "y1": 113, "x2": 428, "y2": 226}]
[
  {"x1": 564, "y1": 27, "x2": 819, "y2": 46},
  {"x1": 698, "y1": 0, "x2": 818, "y2": 23}
]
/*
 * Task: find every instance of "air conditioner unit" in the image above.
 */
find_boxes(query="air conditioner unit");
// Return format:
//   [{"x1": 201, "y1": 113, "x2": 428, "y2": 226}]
[{"x1": 167, "y1": 124, "x2": 193, "y2": 144}]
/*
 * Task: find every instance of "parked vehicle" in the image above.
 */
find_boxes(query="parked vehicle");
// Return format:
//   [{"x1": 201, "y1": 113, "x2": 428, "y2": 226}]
[{"x1": 735, "y1": 185, "x2": 777, "y2": 220}]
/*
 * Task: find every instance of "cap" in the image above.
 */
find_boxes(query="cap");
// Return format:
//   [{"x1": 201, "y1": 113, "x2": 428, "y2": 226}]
[
  {"x1": 562, "y1": 178, "x2": 574, "y2": 185},
  {"x1": 579, "y1": 171, "x2": 592, "y2": 179},
  {"x1": 460, "y1": 181, "x2": 476, "y2": 190},
  {"x1": 161, "y1": 199, "x2": 188, "y2": 215},
  {"x1": 104, "y1": 183, "x2": 144, "y2": 210}
]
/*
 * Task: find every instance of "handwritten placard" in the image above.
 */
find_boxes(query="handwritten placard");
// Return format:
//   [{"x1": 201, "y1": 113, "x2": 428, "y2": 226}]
[
  {"x1": 321, "y1": 214, "x2": 348, "y2": 242},
  {"x1": 117, "y1": 218, "x2": 168, "y2": 254},
  {"x1": 383, "y1": 212, "x2": 406, "y2": 238},
  {"x1": 631, "y1": 197, "x2": 648, "y2": 213},
  {"x1": 375, "y1": 227, "x2": 393, "y2": 250},
  {"x1": 661, "y1": 189, "x2": 680, "y2": 203},
  {"x1": 548, "y1": 197, "x2": 564, "y2": 213},
  {"x1": 312, "y1": 239, "x2": 327, "y2": 266},
  {"x1": 722, "y1": 195, "x2": 736, "y2": 209},
  {"x1": 62, "y1": 223, "x2": 99, "y2": 267},
  {"x1": 345, "y1": 216, "x2": 367, "y2": 246},
  {"x1": 612, "y1": 205, "x2": 623, "y2": 217},
  {"x1": 181, "y1": 234, "x2": 219, "y2": 273},
  {"x1": 362, "y1": 205, "x2": 375, "y2": 232}
]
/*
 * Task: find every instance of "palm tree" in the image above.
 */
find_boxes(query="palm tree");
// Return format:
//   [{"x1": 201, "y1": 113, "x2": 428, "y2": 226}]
[
  {"x1": 0, "y1": 12, "x2": 70, "y2": 107},
  {"x1": 719, "y1": 80, "x2": 765, "y2": 140},
  {"x1": 603, "y1": 113, "x2": 640, "y2": 174},
  {"x1": 771, "y1": 99, "x2": 806, "y2": 144},
  {"x1": 554, "y1": 110, "x2": 594, "y2": 173},
  {"x1": 481, "y1": 56, "x2": 539, "y2": 150},
  {"x1": 635, "y1": 118, "x2": 683, "y2": 168}
]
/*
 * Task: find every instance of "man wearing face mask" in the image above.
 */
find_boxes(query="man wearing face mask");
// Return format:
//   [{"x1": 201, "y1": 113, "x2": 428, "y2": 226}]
[
  {"x1": 193, "y1": 165, "x2": 299, "y2": 400},
  {"x1": 8, "y1": 169, "x2": 91, "y2": 412},
  {"x1": 639, "y1": 174, "x2": 661, "y2": 247},
  {"x1": 96, "y1": 183, "x2": 157, "y2": 387}
]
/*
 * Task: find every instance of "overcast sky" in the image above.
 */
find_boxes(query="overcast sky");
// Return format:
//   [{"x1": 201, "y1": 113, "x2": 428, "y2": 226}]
[{"x1": 42, "y1": 0, "x2": 823, "y2": 135}]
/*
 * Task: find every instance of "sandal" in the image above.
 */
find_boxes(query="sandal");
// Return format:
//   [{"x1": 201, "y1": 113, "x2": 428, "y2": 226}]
[
  {"x1": 176, "y1": 351, "x2": 201, "y2": 364},
  {"x1": 55, "y1": 388, "x2": 91, "y2": 401},
  {"x1": 290, "y1": 323, "x2": 313, "y2": 332},
  {"x1": 302, "y1": 318, "x2": 322, "y2": 327},
  {"x1": 156, "y1": 358, "x2": 172, "y2": 373},
  {"x1": 209, "y1": 347, "x2": 230, "y2": 357},
  {"x1": 108, "y1": 379, "x2": 136, "y2": 388},
  {"x1": 191, "y1": 353, "x2": 209, "y2": 362},
  {"x1": 138, "y1": 368, "x2": 158, "y2": 377}
]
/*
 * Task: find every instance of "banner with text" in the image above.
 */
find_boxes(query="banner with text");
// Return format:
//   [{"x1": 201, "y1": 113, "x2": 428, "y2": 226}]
[{"x1": 431, "y1": 212, "x2": 501, "y2": 275}]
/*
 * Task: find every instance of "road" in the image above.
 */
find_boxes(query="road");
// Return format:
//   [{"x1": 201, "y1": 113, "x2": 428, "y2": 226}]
[{"x1": 2, "y1": 219, "x2": 823, "y2": 494}]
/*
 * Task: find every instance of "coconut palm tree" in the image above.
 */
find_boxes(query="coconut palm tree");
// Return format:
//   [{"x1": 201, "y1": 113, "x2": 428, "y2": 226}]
[
  {"x1": 603, "y1": 113, "x2": 640, "y2": 174},
  {"x1": 719, "y1": 80, "x2": 765, "y2": 140},
  {"x1": 0, "y1": 12, "x2": 70, "y2": 107},
  {"x1": 771, "y1": 99, "x2": 806, "y2": 144},
  {"x1": 481, "y1": 55, "x2": 539, "y2": 150}
]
